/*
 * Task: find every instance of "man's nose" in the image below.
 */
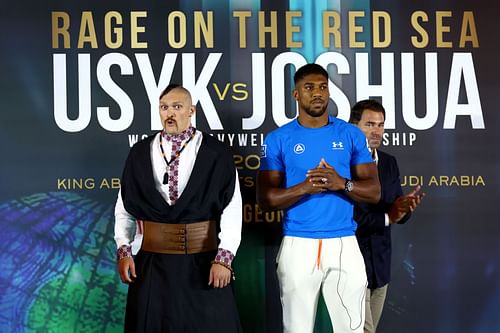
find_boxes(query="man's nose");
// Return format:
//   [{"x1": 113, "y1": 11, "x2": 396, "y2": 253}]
[
  {"x1": 166, "y1": 107, "x2": 176, "y2": 117},
  {"x1": 373, "y1": 127, "x2": 384, "y2": 136},
  {"x1": 311, "y1": 87, "x2": 323, "y2": 97}
]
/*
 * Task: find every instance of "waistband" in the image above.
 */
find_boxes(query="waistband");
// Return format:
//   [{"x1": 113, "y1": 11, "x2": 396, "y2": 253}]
[{"x1": 141, "y1": 220, "x2": 217, "y2": 254}]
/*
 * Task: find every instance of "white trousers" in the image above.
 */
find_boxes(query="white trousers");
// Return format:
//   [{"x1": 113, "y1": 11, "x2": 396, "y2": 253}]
[{"x1": 277, "y1": 236, "x2": 367, "y2": 333}]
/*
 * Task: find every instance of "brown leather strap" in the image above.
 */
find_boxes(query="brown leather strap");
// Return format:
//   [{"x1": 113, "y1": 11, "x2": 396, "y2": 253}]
[{"x1": 142, "y1": 220, "x2": 217, "y2": 254}]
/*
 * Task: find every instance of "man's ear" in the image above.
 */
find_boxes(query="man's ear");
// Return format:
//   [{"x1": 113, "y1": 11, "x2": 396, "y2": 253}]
[
  {"x1": 292, "y1": 89, "x2": 298, "y2": 101},
  {"x1": 189, "y1": 106, "x2": 196, "y2": 116}
]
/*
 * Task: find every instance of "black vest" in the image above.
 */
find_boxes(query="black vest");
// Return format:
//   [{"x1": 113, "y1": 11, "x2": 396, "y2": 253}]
[{"x1": 120, "y1": 132, "x2": 236, "y2": 224}]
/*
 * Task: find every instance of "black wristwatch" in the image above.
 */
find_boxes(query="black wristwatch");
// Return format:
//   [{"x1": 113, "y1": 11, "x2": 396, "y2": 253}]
[{"x1": 344, "y1": 178, "x2": 353, "y2": 192}]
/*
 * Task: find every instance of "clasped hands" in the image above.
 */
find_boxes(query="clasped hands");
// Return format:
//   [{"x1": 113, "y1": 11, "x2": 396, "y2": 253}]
[{"x1": 304, "y1": 158, "x2": 344, "y2": 194}]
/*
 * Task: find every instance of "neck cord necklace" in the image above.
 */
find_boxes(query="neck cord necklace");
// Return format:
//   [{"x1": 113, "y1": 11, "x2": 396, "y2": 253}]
[{"x1": 159, "y1": 128, "x2": 196, "y2": 185}]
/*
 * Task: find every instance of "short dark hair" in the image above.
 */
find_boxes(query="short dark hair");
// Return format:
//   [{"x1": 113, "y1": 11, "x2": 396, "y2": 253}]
[
  {"x1": 294, "y1": 63, "x2": 328, "y2": 85},
  {"x1": 349, "y1": 99, "x2": 385, "y2": 124},
  {"x1": 159, "y1": 84, "x2": 189, "y2": 99}
]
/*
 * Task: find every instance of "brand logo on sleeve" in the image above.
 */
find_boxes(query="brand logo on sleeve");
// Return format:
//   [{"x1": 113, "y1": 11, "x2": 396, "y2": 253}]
[
  {"x1": 293, "y1": 143, "x2": 305, "y2": 154},
  {"x1": 260, "y1": 144, "x2": 267, "y2": 158}
]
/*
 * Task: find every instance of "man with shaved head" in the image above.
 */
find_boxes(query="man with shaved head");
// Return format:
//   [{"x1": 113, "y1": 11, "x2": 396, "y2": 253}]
[{"x1": 114, "y1": 84, "x2": 243, "y2": 332}]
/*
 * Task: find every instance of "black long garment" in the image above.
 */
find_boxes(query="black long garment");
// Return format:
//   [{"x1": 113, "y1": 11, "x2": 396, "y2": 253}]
[{"x1": 120, "y1": 132, "x2": 242, "y2": 333}]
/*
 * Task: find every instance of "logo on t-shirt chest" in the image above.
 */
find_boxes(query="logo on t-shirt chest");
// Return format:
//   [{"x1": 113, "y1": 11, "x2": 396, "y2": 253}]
[
  {"x1": 332, "y1": 141, "x2": 344, "y2": 150},
  {"x1": 293, "y1": 143, "x2": 306, "y2": 154}
]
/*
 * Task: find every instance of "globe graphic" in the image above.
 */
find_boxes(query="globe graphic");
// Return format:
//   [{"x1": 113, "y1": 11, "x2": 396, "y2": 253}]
[{"x1": 0, "y1": 192, "x2": 127, "y2": 333}]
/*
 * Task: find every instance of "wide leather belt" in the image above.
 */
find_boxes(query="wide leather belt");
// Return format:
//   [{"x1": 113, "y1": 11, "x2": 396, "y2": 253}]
[{"x1": 142, "y1": 220, "x2": 217, "y2": 254}]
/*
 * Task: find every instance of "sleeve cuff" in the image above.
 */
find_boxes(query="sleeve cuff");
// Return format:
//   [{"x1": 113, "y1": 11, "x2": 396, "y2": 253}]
[
  {"x1": 116, "y1": 244, "x2": 132, "y2": 261},
  {"x1": 384, "y1": 213, "x2": 390, "y2": 227},
  {"x1": 214, "y1": 248, "x2": 235, "y2": 266}
]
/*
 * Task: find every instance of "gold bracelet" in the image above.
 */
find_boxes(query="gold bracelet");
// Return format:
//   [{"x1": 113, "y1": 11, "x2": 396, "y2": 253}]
[{"x1": 211, "y1": 260, "x2": 236, "y2": 280}]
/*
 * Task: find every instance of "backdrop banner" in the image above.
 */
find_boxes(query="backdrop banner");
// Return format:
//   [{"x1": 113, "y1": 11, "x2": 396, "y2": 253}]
[{"x1": 0, "y1": 1, "x2": 497, "y2": 332}]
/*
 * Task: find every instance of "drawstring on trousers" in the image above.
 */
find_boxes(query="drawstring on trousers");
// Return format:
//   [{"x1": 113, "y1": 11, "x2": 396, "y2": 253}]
[{"x1": 316, "y1": 239, "x2": 323, "y2": 270}]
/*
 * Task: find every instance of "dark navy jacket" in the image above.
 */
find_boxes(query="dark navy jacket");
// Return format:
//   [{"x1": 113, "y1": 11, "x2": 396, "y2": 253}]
[{"x1": 355, "y1": 150, "x2": 411, "y2": 289}]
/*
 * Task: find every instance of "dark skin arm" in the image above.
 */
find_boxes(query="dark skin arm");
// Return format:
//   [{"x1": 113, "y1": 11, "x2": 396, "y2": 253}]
[
  {"x1": 257, "y1": 169, "x2": 325, "y2": 210},
  {"x1": 308, "y1": 158, "x2": 380, "y2": 203},
  {"x1": 257, "y1": 158, "x2": 380, "y2": 210}
]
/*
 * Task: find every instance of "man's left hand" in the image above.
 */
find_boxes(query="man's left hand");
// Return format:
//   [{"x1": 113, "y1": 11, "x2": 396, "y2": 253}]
[
  {"x1": 389, "y1": 185, "x2": 425, "y2": 223},
  {"x1": 306, "y1": 158, "x2": 344, "y2": 191},
  {"x1": 208, "y1": 263, "x2": 232, "y2": 288}
]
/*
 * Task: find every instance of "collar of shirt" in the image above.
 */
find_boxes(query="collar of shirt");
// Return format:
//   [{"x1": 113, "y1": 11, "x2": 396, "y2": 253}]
[
  {"x1": 373, "y1": 148, "x2": 379, "y2": 164},
  {"x1": 152, "y1": 130, "x2": 203, "y2": 204},
  {"x1": 162, "y1": 126, "x2": 195, "y2": 143}
]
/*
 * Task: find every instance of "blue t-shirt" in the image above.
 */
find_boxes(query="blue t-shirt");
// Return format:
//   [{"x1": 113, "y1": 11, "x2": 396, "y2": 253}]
[{"x1": 260, "y1": 116, "x2": 374, "y2": 238}]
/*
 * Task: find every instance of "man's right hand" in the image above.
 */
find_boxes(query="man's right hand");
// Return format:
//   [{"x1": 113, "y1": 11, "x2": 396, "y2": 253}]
[
  {"x1": 117, "y1": 257, "x2": 136, "y2": 283},
  {"x1": 388, "y1": 185, "x2": 425, "y2": 223}
]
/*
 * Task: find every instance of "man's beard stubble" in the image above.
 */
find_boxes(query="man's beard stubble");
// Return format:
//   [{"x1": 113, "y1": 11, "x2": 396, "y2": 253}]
[{"x1": 303, "y1": 104, "x2": 327, "y2": 118}]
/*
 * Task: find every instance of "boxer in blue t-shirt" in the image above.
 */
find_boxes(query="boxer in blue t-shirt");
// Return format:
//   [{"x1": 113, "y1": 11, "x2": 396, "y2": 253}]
[{"x1": 258, "y1": 64, "x2": 380, "y2": 333}]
